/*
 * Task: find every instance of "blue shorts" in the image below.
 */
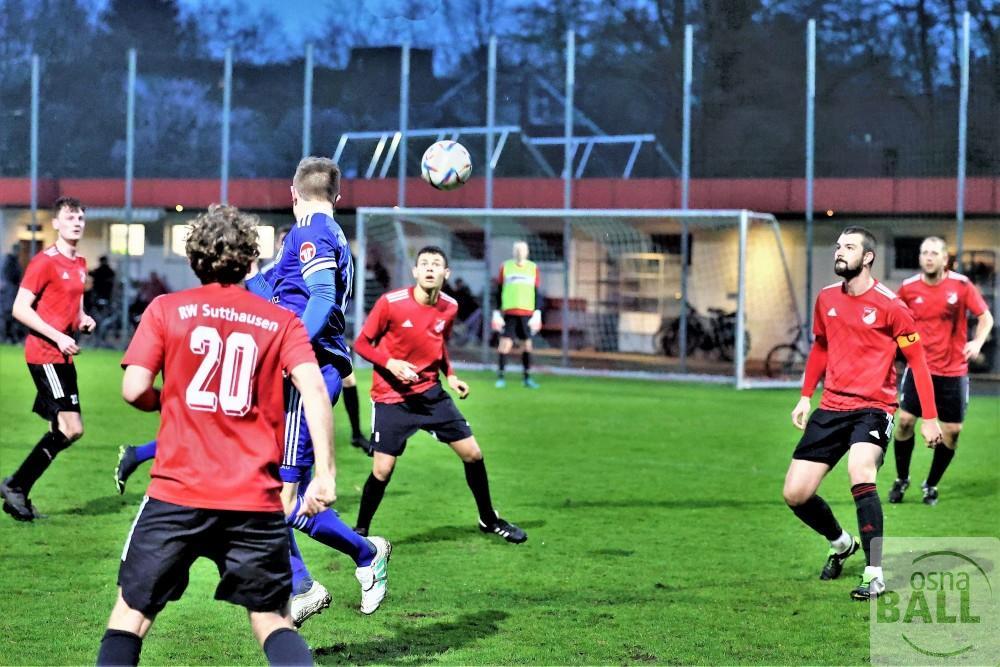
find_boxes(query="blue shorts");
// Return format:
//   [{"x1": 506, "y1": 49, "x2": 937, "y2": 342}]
[{"x1": 280, "y1": 363, "x2": 343, "y2": 482}]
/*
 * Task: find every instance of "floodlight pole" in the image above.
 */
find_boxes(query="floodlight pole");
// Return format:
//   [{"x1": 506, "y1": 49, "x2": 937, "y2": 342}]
[
  {"x1": 955, "y1": 11, "x2": 970, "y2": 269},
  {"x1": 398, "y1": 43, "x2": 410, "y2": 207},
  {"x1": 122, "y1": 48, "x2": 136, "y2": 338},
  {"x1": 29, "y1": 54, "x2": 39, "y2": 258},
  {"x1": 561, "y1": 29, "x2": 575, "y2": 367},
  {"x1": 483, "y1": 36, "x2": 498, "y2": 364},
  {"x1": 221, "y1": 46, "x2": 232, "y2": 204},
  {"x1": 354, "y1": 212, "x2": 367, "y2": 350},
  {"x1": 679, "y1": 25, "x2": 693, "y2": 372},
  {"x1": 302, "y1": 43, "x2": 313, "y2": 158},
  {"x1": 804, "y1": 19, "x2": 816, "y2": 336}
]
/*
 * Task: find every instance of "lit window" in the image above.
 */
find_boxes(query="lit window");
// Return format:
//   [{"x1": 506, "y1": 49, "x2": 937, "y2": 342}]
[
  {"x1": 170, "y1": 224, "x2": 192, "y2": 257},
  {"x1": 110, "y1": 224, "x2": 145, "y2": 256},
  {"x1": 257, "y1": 225, "x2": 275, "y2": 259}
]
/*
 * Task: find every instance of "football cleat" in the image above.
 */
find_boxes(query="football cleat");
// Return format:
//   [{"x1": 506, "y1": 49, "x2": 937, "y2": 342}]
[
  {"x1": 851, "y1": 572, "x2": 886, "y2": 601},
  {"x1": 887, "y1": 478, "x2": 910, "y2": 504},
  {"x1": 1, "y1": 477, "x2": 34, "y2": 522},
  {"x1": 114, "y1": 445, "x2": 140, "y2": 495},
  {"x1": 355, "y1": 536, "x2": 391, "y2": 615},
  {"x1": 921, "y1": 481, "x2": 939, "y2": 506},
  {"x1": 523, "y1": 378, "x2": 540, "y2": 389},
  {"x1": 495, "y1": 378, "x2": 506, "y2": 388},
  {"x1": 478, "y1": 511, "x2": 527, "y2": 543},
  {"x1": 291, "y1": 581, "x2": 331, "y2": 627},
  {"x1": 820, "y1": 536, "x2": 860, "y2": 580}
]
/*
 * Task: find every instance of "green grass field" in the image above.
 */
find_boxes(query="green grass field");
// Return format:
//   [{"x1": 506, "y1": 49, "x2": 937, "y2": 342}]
[{"x1": 0, "y1": 344, "x2": 997, "y2": 665}]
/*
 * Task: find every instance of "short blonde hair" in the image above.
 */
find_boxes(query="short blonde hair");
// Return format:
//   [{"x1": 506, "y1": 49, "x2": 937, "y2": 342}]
[{"x1": 293, "y1": 156, "x2": 341, "y2": 204}]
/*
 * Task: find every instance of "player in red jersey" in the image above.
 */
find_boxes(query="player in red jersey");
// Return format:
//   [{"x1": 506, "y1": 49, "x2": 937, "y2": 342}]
[
  {"x1": 888, "y1": 236, "x2": 993, "y2": 506},
  {"x1": 95, "y1": 206, "x2": 334, "y2": 667},
  {"x1": 783, "y1": 227, "x2": 943, "y2": 601},
  {"x1": 1, "y1": 197, "x2": 96, "y2": 522},
  {"x1": 353, "y1": 246, "x2": 526, "y2": 543}
]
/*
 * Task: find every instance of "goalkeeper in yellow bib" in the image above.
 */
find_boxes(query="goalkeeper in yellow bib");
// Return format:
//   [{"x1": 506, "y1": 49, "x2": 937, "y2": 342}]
[{"x1": 492, "y1": 241, "x2": 541, "y2": 389}]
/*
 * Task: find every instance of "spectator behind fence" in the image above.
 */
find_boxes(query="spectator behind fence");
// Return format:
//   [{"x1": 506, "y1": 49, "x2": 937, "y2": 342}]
[{"x1": 2, "y1": 243, "x2": 23, "y2": 342}]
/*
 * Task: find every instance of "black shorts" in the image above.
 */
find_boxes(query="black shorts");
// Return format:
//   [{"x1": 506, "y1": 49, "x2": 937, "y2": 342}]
[
  {"x1": 899, "y1": 369, "x2": 969, "y2": 423},
  {"x1": 118, "y1": 497, "x2": 291, "y2": 616},
  {"x1": 27, "y1": 363, "x2": 80, "y2": 421},
  {"x1": 502, "y1": 314, "x2": 532, "y2": 341},
  {"x1": 370, "y1": 384, "x2": 474, "y2": 457},
  {"x1": 792, "y1": 408, "x2": 894, "y2": 467}
]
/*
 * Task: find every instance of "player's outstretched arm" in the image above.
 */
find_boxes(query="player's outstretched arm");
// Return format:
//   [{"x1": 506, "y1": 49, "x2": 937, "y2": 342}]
[
  {"x1": 354, "y1": 298, "x2": 419, "y2": 382},
  {"x1": 898, "y1": 335, "x2": 943, "y2": 447},
  {"x1": 964, "y1": 308, "x2": 994, "y2": 361},
  {"x1": 121, "y1": 365, "x2": 161, "y2": 412},
  {"x1": 78, "y1": 297, "x2": 95, "y2": 333},
  {"x1": 12, "y1": 287, "x2": 79, "y2": 355},
  {"x1": 792, "y1": 336, "x2": 827, "y2": 429},
  {"x1": 300, "y1": 269, "x2": 338, "y2": 339},
  {"x1": 290, "y1": 361, "x2": 336, "y2": 516}
]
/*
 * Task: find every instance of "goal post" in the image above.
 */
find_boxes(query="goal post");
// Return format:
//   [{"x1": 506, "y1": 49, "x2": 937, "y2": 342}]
[{"x1": 352, "y1": 207, "x2": 805, "y2": 389}]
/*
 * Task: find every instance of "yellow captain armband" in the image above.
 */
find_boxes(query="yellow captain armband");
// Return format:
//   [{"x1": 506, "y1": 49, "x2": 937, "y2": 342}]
[{"x1": 896, "y1": 332, "x2": 920, "y2": 348}]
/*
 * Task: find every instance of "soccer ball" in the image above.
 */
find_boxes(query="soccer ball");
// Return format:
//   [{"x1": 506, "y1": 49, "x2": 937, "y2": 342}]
[{"x1": 420, "y1": 140, "x2": 472, "y2": 191}]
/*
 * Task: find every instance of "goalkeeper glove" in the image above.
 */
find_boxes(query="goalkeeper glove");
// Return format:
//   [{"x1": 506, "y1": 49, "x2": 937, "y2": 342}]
[
  {"x1": 491, "y1": 310, "x2": 504, "y2": 332},
  {"x1": 529, "y1": 310, "x2": 542, "y2": 334}
]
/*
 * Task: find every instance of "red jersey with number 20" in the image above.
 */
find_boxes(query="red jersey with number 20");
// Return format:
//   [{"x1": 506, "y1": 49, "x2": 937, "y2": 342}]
[
  {"x1": 20, "y1": 246, "x2": 87, "y2": 364},
  {"x1": 122, "y1": 283, "x2": 317, "y2": 512},
  {"x1": 356, "y1": 287, "x2": 457, "y2": 404},
  {"x1": 897, "y1": 271, "x2": 989, "y2": 377},
  {"x1": 813, "y1": 280, "x2": 919, "y2": 413}
]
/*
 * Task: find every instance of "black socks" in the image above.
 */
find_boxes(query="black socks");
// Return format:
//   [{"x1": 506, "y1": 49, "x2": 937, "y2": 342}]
[
  {"x1": 96, "y1": 629, "x2": 142, "y2": 666},
  {"x1": 788, "y1": 495, "x2": 843, "y2": 541},
  {"x1": 852, "y1": 483, "x2": 882, "y2": 566},
  {"x1": 10, "y1": 429, "x2": 71, "y2": 494}
]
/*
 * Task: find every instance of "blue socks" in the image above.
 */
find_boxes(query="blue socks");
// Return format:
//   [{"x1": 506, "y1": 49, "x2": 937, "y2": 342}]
[
  {"x1": 288, "y1": 530, "x2": 313, "y2": 596},
  {"x1": 287, "y1": 496, "x2": 376, "y2": 566},
  {"x1": 133, "y1": 440, "x2": 157, "y2": 464}
]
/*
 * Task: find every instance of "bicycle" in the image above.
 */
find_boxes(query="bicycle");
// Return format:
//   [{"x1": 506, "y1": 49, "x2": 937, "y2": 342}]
[
  {"x1": 765, "y1": 324, "x2": 811, "y2": 380},
  {"x1": 658, "y1": 305, "x2": 750, "y2": 362}
]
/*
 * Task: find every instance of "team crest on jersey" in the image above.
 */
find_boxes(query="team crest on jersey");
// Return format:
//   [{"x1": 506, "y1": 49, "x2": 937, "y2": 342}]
[
  {"x1": 299, "y1": 241, "x2": 316, "y2": 263},
  {"x1": 947, "y1": 291, "x2": 958, "y2": 305},
  {"x1": 862, "y1": 306, "x2": 877, "y2": 325},
  {"x1": 434, "y1": 318, "x2": 446, "y2": 333}
]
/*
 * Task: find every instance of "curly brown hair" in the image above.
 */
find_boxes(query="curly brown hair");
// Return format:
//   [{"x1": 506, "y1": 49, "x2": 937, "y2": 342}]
[{"x1": 185, "y1": 204, "x2": 260, "y2": 285}]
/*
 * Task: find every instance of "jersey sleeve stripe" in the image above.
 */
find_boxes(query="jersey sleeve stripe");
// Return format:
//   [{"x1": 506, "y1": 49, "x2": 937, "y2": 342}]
[
  {"x1": 440, "y1": 293, "x2": 458, "y2": 304},
  {"x1": 947, "y1": 271, "x2": 969, "y2": 282},
  {"x1": 822, "y1": 281, "x2": 841, "y2": 291},
  {"x1": 901, "y1": 274, "x2": 922, "y2": 285},
  {"x1": 874, "y1": 283, "x2": 898, "y2": 299},
  {"x1": 301, "y1": 259, "x2": 339, "y2": 279}
]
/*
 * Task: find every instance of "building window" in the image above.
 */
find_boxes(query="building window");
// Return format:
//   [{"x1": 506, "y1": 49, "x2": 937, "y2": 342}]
[
  {"x1": 171, "y1": 223, "x2": 275, "y2": 259},
  {"x1": 110, "y1": 224, "x2": 145, "y2": 256},
  {"x1": 894, "y1": 236, "x2": 929, "y2": 270},
  {"x1": 170, "y1": 224, "x2": 191, "y2": 257},
  {"x1": 257, "y1": 225, "x2": 276, "y2": 259}
]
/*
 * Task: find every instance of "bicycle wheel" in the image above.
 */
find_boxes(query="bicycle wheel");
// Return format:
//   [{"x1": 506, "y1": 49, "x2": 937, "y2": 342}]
[{"x1": 765, "y1": 344, "x2": 806, "y2": 380}]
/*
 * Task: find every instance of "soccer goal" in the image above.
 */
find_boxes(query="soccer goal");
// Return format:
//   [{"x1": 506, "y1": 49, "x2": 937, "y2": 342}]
[{"x1": 351, "y1": 207, "x2": 806, "y2": 389}]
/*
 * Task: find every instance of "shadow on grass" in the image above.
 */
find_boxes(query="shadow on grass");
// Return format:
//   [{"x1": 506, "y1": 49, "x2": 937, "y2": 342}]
[
  {"x1": 555, "y1": 497, "x2": 775, "y2": 510},
  {"x1": 53, "y1": 492, "x2": 145, "y2": 516},
  {"x1": 314, "y1": 609, "x2": 508, "y2": 665},
  {"x1": 400, "y1": 520, "x2": 545, "y2": 545}
]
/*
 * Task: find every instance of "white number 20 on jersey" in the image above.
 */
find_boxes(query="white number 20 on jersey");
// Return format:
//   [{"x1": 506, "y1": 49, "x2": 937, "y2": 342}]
[{"x1": 185, "y1": 325, "x2": 259, "y2": 416}]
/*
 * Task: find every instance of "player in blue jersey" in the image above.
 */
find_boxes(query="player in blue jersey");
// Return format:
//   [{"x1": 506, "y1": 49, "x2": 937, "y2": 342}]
[{"x1": 113, "y1": 158, "x2": 390, "y2": 623}]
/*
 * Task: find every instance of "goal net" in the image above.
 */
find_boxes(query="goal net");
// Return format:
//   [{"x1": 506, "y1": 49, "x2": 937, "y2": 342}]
[{"x1": 349, "y1": 207, "x2": 805, "y2": 388}]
